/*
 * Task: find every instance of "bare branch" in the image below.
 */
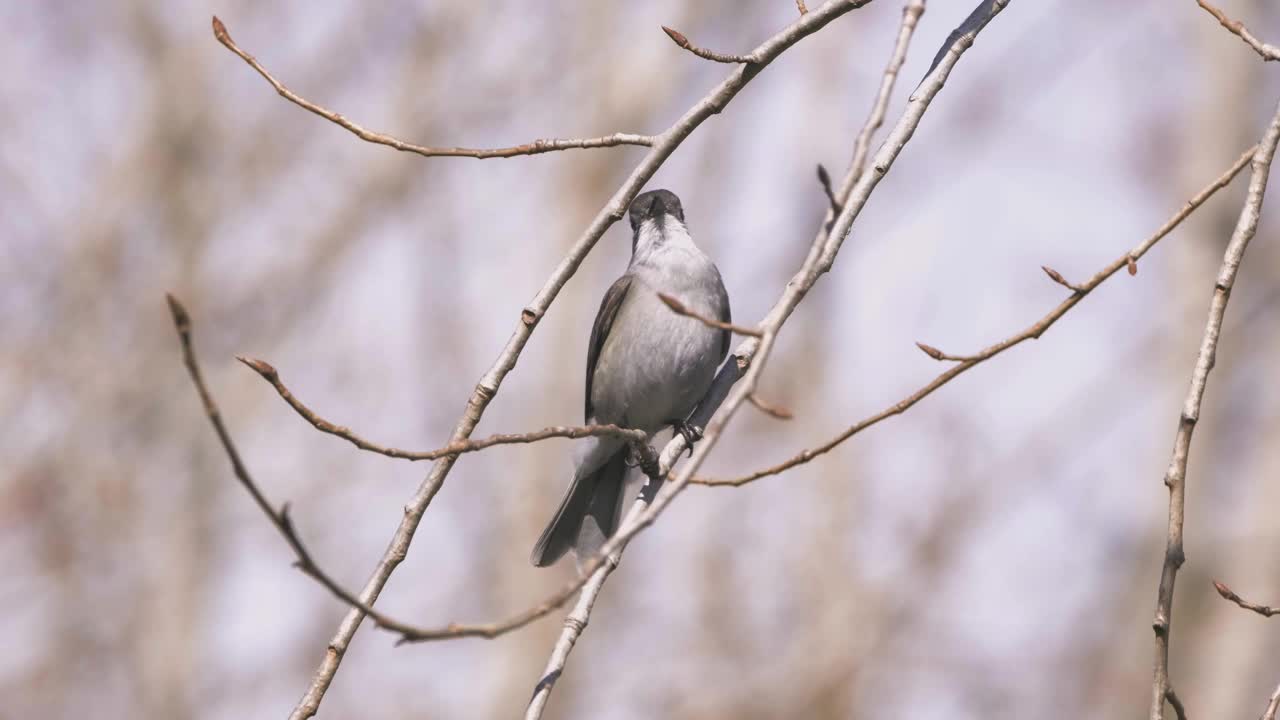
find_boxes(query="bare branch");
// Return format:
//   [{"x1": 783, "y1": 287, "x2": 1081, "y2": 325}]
[
  {"x1": 211, "y1": 16, "x2": 654, "y2": 159},
  {"x1": 237, "y1": 356, "x2": 645, "y2": 459},
  {"x1": 661, "y1": 25, "x2": 758, "y2": 64},
  {"x1": 1262, "y1": 682, "x2": 1280, "y2": 720},
  {"x1": 846, "y1": 0, "x2": 925, "y2": 184},
  {"x1": 1196, "y1": 0, "x2": 1280, "y2": 62},
  {"x1": 657, "y1": 292, "x2": 763, "y2": 337},
  {"x1": 1148, "y1": 100, "x2": 1280, "y2": 720},
  {"x1": 285, "y1": 3, "x2": 878, "y2": 715},
  {"x1": 694, "y1": 143, "x2": 1258, "y2": 487},
  {"x1": 167, "y1": 296, "x2": 410, "y2": 634},
  {"x1": 748, "y1": 392, "x2": 794, "y2": 420},
  {"x1": 172, "y1": 298, "x2": 666, "y2": 644},
  {"x1": 1212, "y1": 579, "x2": 1280, "y2": 618},
  {"x1": 1166, "y1": 688, "x2": 1188, "y2": 720}
]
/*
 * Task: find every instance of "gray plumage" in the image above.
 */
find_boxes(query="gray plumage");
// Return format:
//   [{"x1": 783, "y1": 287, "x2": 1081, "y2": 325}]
[{"x1": 531, "y1": 189, "x2": 730, "y2": 567}]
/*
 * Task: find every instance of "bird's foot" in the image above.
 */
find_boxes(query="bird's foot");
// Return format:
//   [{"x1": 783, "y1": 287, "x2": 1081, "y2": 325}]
[
  {"x1": 626, "y1": 443, "x2": 661, "y2": 479},
  {"x1": 669, "y1": 420, "x2": 704, "y2": 457}
]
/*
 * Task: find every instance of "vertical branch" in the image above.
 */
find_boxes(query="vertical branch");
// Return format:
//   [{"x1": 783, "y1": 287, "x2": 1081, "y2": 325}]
[{"x1": 1148, "y1": 98, "x2": 1280, "y2": 720}]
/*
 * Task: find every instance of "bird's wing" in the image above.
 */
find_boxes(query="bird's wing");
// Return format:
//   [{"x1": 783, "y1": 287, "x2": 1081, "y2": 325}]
[
  {"x1": 585, "y1": 274, "x2": 633, "y2": 422},
  {"x1": 715, "y1": 267, "x2": 732, "y2": 360}
]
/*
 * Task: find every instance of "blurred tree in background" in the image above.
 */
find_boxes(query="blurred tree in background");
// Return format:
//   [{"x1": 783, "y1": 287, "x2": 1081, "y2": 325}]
[{"x1": 3, "y1": 1, "x2": 1280, "y2": 718}]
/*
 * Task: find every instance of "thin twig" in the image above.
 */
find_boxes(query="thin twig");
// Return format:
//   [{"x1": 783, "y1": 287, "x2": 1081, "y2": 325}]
[
  {"x1": 693, "y1": 143, "x2": 1258, "y2": 487},
  {"x1": 237, "y1": 356, "x2": 646, "y2": 459},
  {"x1": 1196, "y1": 0, "x2": 1280, "y2": 62},
  {"x1": 283, "y1": 4, "x2": 876, "y2": 716},
  {"x1": 1166, "y1": 688, "x2": 1188, "y2": 720},
  {"x1": 173, "y1": 296, "x2": 662, "y2": 643},
  {"x1": 1261, "y1": 681, "x2": 1280, "y2": 720},
  {"x1": 1212, "y1": 579, "x2": 1279, "y2": 617},
  {"x1": 211, "y1": 16, "x2": 654, "y2": 159},
  {"x1": 661, "y1": 26, "x2": 758, "y2": 64},
  {"x1": 167, "y1": 297, "x2": 411, "y2": 633},
  {"x1": 1148, "y1": 99, "x2": 1280, "y2": 720},
  {"x1": 657, "y1": 292, "x2": 763, "y2": 337},
  {"x1": 797, "y1": 0, "x2": 809, "y2": 14},
  {"x1": 748, "y1": 393, "x2": 794, "y2": 420}
]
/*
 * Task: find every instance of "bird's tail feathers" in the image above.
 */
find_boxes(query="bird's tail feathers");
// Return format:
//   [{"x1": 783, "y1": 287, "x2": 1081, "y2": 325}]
[{"x1": 531, "y1": 439, "x2": 631, "y2": 567}]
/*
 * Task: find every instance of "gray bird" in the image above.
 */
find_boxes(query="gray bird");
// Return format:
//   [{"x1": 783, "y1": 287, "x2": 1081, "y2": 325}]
[{"x1": 531, "y1": 189, "x2": 731, "y2": 567}]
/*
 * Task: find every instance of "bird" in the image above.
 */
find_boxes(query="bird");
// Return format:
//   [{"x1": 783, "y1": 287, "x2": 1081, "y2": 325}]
[{"x1": 531, "y1": 189, "x2": 731, "y2": 567}]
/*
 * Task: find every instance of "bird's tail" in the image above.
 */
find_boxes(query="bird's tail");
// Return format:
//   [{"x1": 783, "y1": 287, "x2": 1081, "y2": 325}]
[{"x1": 530, "y1": 439, "x2": 631, "y2": 567}]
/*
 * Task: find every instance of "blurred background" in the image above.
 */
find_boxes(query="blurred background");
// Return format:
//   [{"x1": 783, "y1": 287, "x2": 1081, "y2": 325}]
[{"x1": 5, "y1": 0, "x2": 1280, "y2": 717}]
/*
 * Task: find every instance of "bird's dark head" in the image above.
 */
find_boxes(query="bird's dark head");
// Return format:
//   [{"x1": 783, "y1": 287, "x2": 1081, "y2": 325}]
[{"x1": 628, "y1": 189, "x2": 685, "y2": 233}]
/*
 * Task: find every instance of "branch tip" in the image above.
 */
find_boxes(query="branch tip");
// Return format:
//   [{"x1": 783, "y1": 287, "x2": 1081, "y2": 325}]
[
  {"x1": 660, "y1": 24, "x2": 755, "y2": 64},
  {"x1": 165, "y1": 293, "x2": 191, "y2": 331},
  {"x1": 236, "y1": 355, "x2": 278, "y2": 378},
  {"x1": 661, "y1": 25, "x2": 688, "y2": 47},
  {"x1": 915, "y1": 342, "x2": 945, "y2": 360},
  {"x1": 1040, "y1": 265, "x2": 1082, "y2": 292},
  {"x1": 657, "y1": 292, "x2": 686, "y2": 313},
  {"x1": 748, "y1": 393, "x2": 794, "y2": 420},
  {"x1": 211, "y1": 15, "x2": 230, "y2": 45},
  {"x1": 815, "y1": 163, "x2": 841, "y2": 215}
]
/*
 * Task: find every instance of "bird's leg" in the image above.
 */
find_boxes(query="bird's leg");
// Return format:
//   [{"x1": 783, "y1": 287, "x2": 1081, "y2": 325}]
[{"x1": 668, "y1": 419, "x2": 703, "y2": 457}]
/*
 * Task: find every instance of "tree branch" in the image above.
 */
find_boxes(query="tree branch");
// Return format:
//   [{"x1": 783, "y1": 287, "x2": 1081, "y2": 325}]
[
  {"x1": 1148, "y1": 98, "x2": 1280, "y2": 720},
  {"x1": 1262, "y1": 681, "x2": 1280, "y2": 720},
  {"x1": 748, "y1": 392, "x2": 794, "y2": 420},
  {"x1": 237, "y1": 355, "x2": 646, "y2": 459},
  {"x1": 693, "y1": 143, "x2": 1258, "y2": 487},
  {"x1": 277, "y1": 3, "x2": 878, "y2": 716},
  {"x1": 172, "y1": 296, "x2": 667, "y2": 643},
  {"x1": 1212, "y1": 579, "x2": 1279, "y2": 618},
  {"x1": 661, "y1": 26, "x2": 758, "y2": 64},
  {"x1": 657, "y1": 292, "x2": 763, "y2": 337},
  {"x1": 1196, "y1": 0, "x2": 1280, "y2": 62},
  {"x1": 211, "y1": 16, "x2": 654, "y2": 159}
]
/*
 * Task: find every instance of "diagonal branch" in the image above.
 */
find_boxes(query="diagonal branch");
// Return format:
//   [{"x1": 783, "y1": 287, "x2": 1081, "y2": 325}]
[
  {"x1": 1196, "y1": 0, "x2": 1280, "y2": 62},
  {"x1": 211, "y1": 16, "x2": 654, "y2": 159},
  {"x1": 237, "y1": 356, "x2": 646, "y2": 459},
  {"x1": 278, "y1": 3, "x2": 878, "y2": 717},
  {"x1": 1213, "y1": 579, "x2": 1280, "y2": 618},
  {"x1": 1148, "y1": 97, "x2": 1280, "y2": 720},
  {"x1": 1263, "y1": 681, "x2": 1280, "y2": 720},
  {"x1": 172, "y1": 296, "x2": 667, "y2": 643},
  {"x1": 168, "y1": 296, "x2": 406, "y2": 630},
  {"x1": 694, "y1": 143, "x2": 1258, "y2": 487}
]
